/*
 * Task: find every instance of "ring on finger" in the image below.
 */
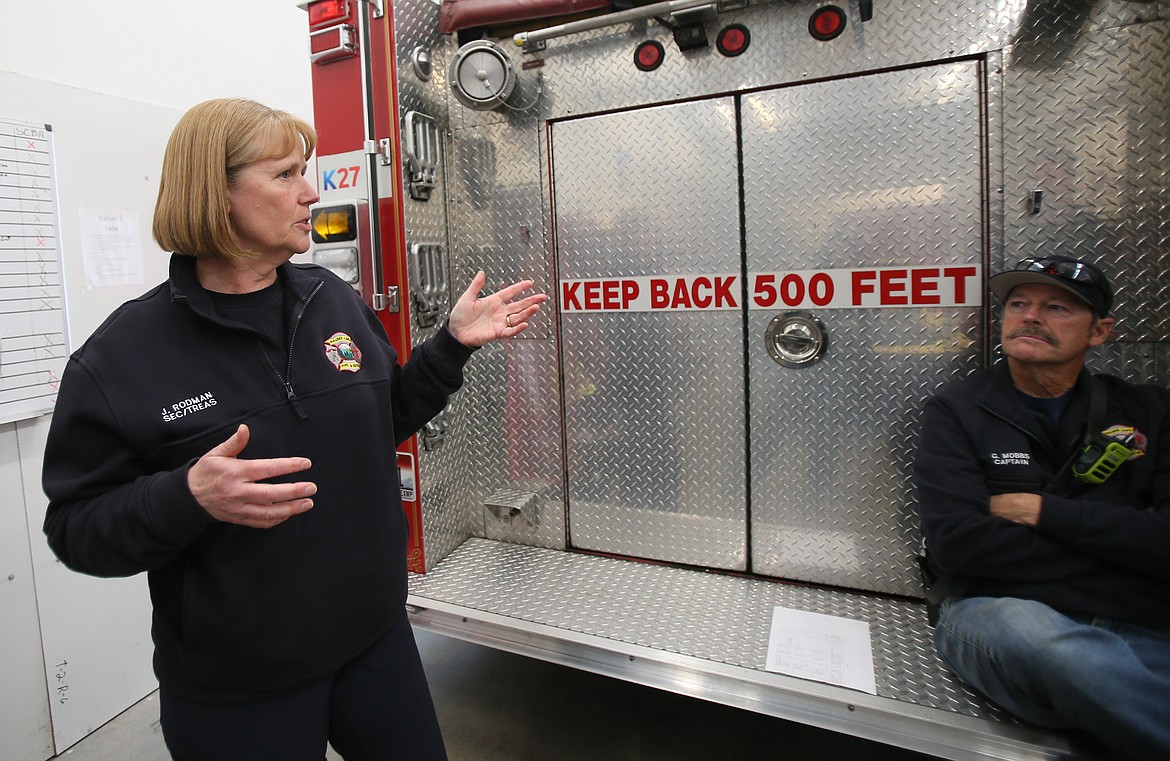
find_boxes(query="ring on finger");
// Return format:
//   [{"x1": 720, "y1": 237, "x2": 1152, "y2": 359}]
[{"x1": 505, "y1": 314, "x2": 513, "y2": 328}]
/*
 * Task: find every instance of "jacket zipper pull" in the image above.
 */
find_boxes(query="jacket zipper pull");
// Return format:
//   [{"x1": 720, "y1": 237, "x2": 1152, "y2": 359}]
[
  {"x1": 281, "y1": 279, "x2": 321, "y2": 422},
  {"x1": 284, "y1": 382, "x2": 309, "y2": 420}
]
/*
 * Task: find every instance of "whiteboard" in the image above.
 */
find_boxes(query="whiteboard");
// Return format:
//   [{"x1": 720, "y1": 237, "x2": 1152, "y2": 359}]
[
  {"x1": 2, "y1": 72, "x2": 176, "y2": 755},
  {"x1": 0, "y1": 116, "x2": 68, "y2": 423}
]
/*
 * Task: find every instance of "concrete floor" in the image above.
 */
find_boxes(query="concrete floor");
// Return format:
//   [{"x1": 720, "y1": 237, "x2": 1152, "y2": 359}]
[{"x1": 50, "y1": 629, "x2": 940, "y2": 761}]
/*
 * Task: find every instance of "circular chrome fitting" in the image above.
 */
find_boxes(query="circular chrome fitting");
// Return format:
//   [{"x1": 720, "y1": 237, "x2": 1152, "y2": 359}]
[
  {"x1": 764, "y1": 311, "x2": 829, "y2": 368},
  {"x1": 449, "y1": 40, "x2": 516, "y2": 110},
  {"x1": 411, "y1": 46, "x2": 433, "y2": 81}
]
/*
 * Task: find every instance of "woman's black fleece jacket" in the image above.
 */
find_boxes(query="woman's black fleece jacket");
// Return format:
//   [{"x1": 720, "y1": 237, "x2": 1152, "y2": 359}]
[{"x1": 42, "y1": 254, "x2": 474, "y2": 701}]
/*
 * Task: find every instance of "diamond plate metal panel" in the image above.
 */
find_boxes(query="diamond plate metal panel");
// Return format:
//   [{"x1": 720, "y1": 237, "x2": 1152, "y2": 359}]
[
  {"x1": 742, "y1": 62, "x2": 987, "y2": 595},
  {"x1": 552, "y1": 100, "x2": 748, "y2": 570},
  {"x1": 498, "y1": 2, "x2": 1025, "y2": 121},
  {"x1": 1093, "y1": 339, "x2": 1163, "y2": 385},
  {"x1": 1009, "y1": 0, "x2": 1165, "y2": 45},
  {"x1": 409, "y1": 538, "x2": 1013, "y2": 720},
  {"x1": 393, "y1": 1, "x2": 565, "y2": 568},
  {"x1": 443, "y1": 121, "x2": 565, "y2": 558},
  {"x1": 395, "y1": 1, "x2": 451, "y2": 295},
  {"x1": 392, "y1": 0, "x2": 469, "y2": 569},
  {"x1": 1003, "y1": 20, "x2": 1170, "y2": 345},
  {"x1": 420, "y1": 0, "x2": 1168, "y2": 595},
  {"x1": 386, "y1": 2, "x2": 1170, "y2": 740}
]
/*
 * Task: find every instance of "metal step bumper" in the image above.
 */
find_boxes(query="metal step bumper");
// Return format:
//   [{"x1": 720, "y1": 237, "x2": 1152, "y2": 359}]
[{"x1": 407, "y1": 538, "x2": 1092, "y2": 761}]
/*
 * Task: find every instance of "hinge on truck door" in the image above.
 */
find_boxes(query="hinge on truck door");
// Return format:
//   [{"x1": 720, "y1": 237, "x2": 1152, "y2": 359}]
[{"x1": 372, "y1": 137, "x2": 392, "y2": 167}]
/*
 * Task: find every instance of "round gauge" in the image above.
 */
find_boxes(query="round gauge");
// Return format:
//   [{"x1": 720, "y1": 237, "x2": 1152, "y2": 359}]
[{"x1": 449, "y1": 40, "x2": 516, "y2": 110}]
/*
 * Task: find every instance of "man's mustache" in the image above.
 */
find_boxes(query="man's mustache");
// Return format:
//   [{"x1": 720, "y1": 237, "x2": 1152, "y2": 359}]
[{"x1": 1007, "y1": 326, "x2": 1057, "y2": 345}]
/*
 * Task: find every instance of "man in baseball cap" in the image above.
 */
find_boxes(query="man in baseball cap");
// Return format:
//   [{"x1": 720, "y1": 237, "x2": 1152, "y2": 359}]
[{"x1": 914, "y1": 255, "x2": 1170, "y2": 759}]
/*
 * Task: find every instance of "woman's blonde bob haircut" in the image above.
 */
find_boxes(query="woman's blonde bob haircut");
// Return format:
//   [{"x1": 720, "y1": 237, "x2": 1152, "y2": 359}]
[{"x1": 152, "y1": 98, "x2": 317, "y2": 260}]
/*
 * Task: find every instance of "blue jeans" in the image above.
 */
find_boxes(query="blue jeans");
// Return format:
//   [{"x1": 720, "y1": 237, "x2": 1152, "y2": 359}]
[{"x1": 934, "y1": 596, "x2": 1170, "y2": 761}]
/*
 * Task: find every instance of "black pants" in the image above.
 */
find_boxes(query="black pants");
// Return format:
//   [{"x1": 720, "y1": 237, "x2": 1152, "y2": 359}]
[{"x1": 160, "y1": 615, "x2": 447, "y2": 761}]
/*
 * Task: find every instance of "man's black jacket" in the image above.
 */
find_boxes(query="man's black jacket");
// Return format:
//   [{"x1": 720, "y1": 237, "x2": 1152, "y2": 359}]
[{"x1": 915, "y1": 362, "x2": 1170, "y2": 627}]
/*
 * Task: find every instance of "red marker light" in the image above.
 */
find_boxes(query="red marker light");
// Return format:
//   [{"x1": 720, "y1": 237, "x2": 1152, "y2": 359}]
[
  {"x1": 309, "y1": 0, "x2": 349, "y2": 28},
  {"x1": 311, "y1": 27, "x2": 341, "y2": 55},
  {"x1": 809, "y1": 5, "x2": 847, "y2": 41},
  {"x1": 634, "y1": 40, "x2": 665, "y2": 72},
  {"x1": 716, "y1": 24, "x2": 751, "y2": 57}
]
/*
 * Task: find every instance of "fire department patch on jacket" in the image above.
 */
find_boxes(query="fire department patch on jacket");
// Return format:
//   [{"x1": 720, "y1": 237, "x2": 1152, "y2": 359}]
[
  {"x1": 1102, "y1": 425, "x2": 1147, "y2": 459},
  {"x1": 324, "y1": 332, "x2": 363, "y2": 372}
]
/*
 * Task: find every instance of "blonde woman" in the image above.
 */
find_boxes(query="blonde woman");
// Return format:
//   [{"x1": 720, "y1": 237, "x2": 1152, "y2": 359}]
[{"x1": 43, "y1": 98, "x2": 545, "y2": 761}]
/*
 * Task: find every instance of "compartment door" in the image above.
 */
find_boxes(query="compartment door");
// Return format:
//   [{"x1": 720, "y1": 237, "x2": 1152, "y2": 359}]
[
  {"x1": 552, "y1": 99, "x2": 748, "y2": 570},
  {"x1": 742, "y1": 62, "x2": 987, "y2": 595}
]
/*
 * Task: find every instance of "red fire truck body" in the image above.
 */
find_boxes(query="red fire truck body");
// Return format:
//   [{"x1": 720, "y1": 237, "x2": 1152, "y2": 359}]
[{"x1": 301, "y1": 2, "x2": 1170, "y2": 758}]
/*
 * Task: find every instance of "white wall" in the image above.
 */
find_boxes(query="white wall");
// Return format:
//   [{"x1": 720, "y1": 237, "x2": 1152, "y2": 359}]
[
  {"x1": 0, "y1": 2, "x2": 315, "y2": 758},
  {"x1": 1, "y1": 2, "x2": 314, "y2": 118}
]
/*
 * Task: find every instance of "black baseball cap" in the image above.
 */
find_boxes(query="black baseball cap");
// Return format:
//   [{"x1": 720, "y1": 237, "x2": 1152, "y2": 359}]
[{"x1": 988, "y1": 255, "x2": 1113, "y2": 317}]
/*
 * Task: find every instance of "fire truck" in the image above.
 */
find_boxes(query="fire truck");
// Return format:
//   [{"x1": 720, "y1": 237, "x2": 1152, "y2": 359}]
[{"x1": 300, "y1": 1, "x2": 1168, "y2": 758}]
